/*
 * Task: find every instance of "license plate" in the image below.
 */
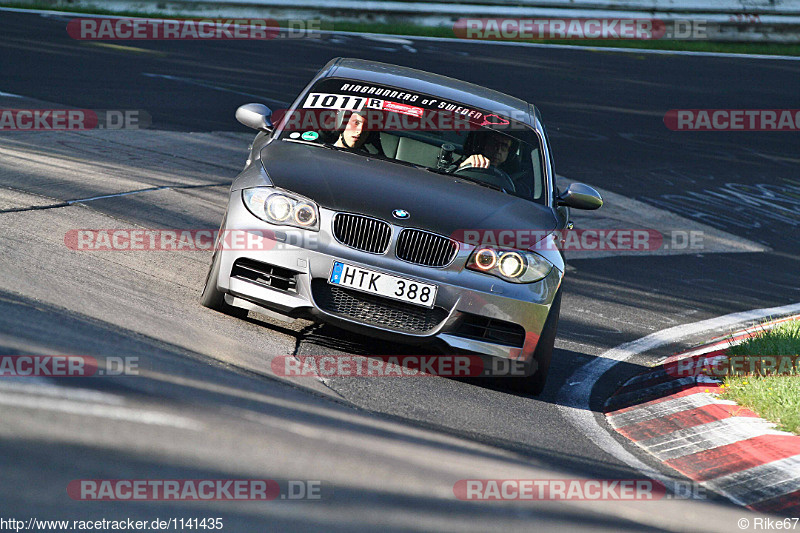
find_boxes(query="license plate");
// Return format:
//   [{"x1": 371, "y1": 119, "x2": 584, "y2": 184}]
[{"x1": 328, "y1": 261, "x2": 437, "y2": 308}]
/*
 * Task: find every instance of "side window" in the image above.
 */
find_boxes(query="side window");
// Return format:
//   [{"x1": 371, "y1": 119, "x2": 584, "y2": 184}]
[
  {"x1": 530, "y1": 148, "x2": 543, "y2": 200},
  {"x1": 539, "y1": 124, "x2": 557, "y2": 198}
]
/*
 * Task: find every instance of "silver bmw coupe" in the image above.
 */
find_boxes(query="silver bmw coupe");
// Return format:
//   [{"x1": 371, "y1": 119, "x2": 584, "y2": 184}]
[{"x1": 201, "y1": 58, "x2": 602, "y2": 394}]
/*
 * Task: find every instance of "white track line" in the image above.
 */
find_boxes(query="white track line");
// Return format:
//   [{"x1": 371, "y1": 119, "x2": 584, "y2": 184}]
[
  {"x1": 2, "y1": 6, "x2": 800, "y2": 61},
  {"x1": 0, "y1": 392, "x2": 203, "y2": 430},
  {"x1": 346, "y1": 30, "x2": 800, "y2": 61},
  {"x1": 141, "y1": 73, "x2": 289, "y2": 106},
  {"x1": 0, "y1": 377, "x2": 125, "y2": 404},
  {"x1": 557, "y1": 302, "x2": 800, "y2": 500},
  {"x1": 0, "y1": 378, "x2": 203, "y2": 430}
]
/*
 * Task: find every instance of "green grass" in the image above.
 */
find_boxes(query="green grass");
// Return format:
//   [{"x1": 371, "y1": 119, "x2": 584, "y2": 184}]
[
  {"x1": 4, "y1": 2, "x2": 800, "y2": 57},
  {"x1": 720, "y1": 319, "x2": 800, "y2": 434}
]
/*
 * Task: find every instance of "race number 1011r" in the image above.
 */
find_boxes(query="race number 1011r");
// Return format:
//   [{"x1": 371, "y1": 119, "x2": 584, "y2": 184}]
[{"x1": 302, "y1": 93, "x2": 366, "y2": 111}]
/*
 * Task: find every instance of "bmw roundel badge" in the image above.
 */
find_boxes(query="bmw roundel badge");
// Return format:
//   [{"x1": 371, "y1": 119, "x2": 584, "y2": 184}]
[{"x1": 392, "y1": 209, "x2": 410, "y2": 219}]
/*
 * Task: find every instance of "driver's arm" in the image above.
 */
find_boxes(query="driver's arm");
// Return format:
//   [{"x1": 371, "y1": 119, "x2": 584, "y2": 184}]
[{"x1": 458, "y1": 154, "x2": 491, "y2": 169}]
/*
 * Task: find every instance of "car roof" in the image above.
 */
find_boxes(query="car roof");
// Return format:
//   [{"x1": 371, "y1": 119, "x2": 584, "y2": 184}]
[{"x1": 319, "y1": 57, "x2": 538, "y2": 125}]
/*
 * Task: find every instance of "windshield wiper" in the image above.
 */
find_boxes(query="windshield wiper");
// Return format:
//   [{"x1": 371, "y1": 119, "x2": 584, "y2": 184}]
[
  {"x1": 283, "y1": 138, "x2": 337, "y2": 149},
  {"x1": 419, "y1": 166, "x2": 504, "y2": 191},
  {"x1": 452, "y1": 174, "x2": 504, "y2": 192},
  {"x1": 421, "y1": 166, "x2": 452, "y2": 176}
]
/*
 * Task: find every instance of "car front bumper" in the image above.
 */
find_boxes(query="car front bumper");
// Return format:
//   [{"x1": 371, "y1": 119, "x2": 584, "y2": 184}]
[{"x1": 213, "y1": 194, "x2": 563, "y2": 364}]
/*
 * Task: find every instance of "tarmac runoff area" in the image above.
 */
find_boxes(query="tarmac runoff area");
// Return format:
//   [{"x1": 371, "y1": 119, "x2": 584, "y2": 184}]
[
  {"x1": 606, "y1": 316, "x2": 800, "y2": 516},
  {"x1": 555, "y1": 176, "x2": 767, "y2": 260}
]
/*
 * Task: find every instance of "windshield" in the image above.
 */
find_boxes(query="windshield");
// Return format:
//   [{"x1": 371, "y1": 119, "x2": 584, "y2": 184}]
[{"x1": 275, "y1": 77, "x2": 547, "y2": 204}]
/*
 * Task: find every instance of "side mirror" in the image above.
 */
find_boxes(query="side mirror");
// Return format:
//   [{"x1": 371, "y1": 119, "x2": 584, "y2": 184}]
[
  {"x1": 557, "y1": 183, "x2": 603, "y2": 210},
  {"x1": 236, "y1": 103, "x2": 273, "y2": 132}
]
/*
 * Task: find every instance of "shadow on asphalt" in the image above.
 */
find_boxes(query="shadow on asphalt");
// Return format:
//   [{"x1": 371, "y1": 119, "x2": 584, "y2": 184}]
[
  {"x1": 0, "y1": 439, "x2": 668, "y2": 532},
  {"x1": 0, "y1": 288, "x2": 749, "y2": 516}
]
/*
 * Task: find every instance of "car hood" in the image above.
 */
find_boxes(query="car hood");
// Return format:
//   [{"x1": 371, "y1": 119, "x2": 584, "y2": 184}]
[{"x1": 260, "y1": 140, "x2": 557, "y2": 239}]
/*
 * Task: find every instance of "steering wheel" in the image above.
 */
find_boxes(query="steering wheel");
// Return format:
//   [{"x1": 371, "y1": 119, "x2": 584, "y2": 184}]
[{"x1": 455, "y1": 164, "x2": 516, "y2": 194}]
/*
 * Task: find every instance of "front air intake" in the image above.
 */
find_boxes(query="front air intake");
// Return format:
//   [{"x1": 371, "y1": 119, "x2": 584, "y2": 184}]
[
  {"x1": 395, "y1": 229, "x2": 458, "y2": 267},
  {"x1": 332, "y1": 213, "x2": 392, "y2": 254}
]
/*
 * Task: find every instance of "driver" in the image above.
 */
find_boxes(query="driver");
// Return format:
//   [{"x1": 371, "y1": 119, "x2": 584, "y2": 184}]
[{"x1": 457, "y1": 130, "x2": 513, "y2": 170}]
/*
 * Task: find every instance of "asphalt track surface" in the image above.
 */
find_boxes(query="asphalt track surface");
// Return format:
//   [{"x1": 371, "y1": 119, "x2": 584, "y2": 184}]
[{"x1": 1, "y1": 9, "x2": 799, "y2": 532}]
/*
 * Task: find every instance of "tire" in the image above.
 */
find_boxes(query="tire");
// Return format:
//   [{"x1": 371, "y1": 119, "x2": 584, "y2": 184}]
[
  {"x1": 507, "y1": 287, "x2": 562, "y2": 396},
  {"x1": 200, "y1": 244, "x2": 248, "y2": 319}
]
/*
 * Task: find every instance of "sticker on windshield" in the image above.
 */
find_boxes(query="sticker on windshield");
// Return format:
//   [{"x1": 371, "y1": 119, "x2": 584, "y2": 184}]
[
  {"x1": 366, "y1": 98, "x2": 424, "y2": 118},
  {"x1": 289, "y1": 132, "x2": 301, "y2": 139},
  {"x1": 302, "y1": 93, "x2": 367, "y2": 111},
  {"x1": 301, "y1": 131, "x2": 319, "y2": 141},
  {"x1": 481, "y1": 114, "x2": 510, "y2": 126}
]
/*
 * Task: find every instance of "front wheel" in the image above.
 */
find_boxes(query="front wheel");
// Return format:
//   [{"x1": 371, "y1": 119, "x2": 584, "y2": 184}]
[{"x1": 506, "y1": 287, "x2": 562, "y2": 396}]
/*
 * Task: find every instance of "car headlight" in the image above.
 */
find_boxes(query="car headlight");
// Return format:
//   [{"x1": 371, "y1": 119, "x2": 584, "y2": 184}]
[
  {"x1": 267, "y1": 194, "x2": 292, "y2": 222},
  {"x1": 242, "y1": 188, "x2": 320, "y2": 231},
  {"x1": 293, "y1": 202, "x2": 317, "y2": 227},
  {"x1": 466, "y1": 247, "x2": 552, "y2": 283}
]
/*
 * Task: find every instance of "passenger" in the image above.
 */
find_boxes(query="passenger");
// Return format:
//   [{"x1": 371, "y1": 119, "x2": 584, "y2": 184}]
[
  {"x1": 334, "y1": 110, "x2": 368, "y2": 150},
  {"x1": 333, "y1": 109, "x2": 384, "y2": 155}
]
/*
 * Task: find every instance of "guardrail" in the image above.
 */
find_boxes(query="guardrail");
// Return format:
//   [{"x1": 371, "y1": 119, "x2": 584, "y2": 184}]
[{"x1": 14, "y1": 0, "x2": 800, "y2": 42}]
